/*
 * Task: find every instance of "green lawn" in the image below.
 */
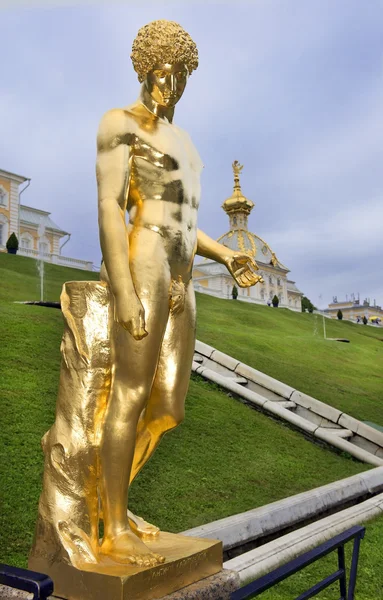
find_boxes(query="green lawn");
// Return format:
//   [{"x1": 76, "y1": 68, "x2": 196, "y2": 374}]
[
  {"x1": 0, "y1": 253, "x2": 382, "y2": 599},
  {"x1": 196, "y1": 293, "x2": 383, "y2": 425},
  {"x1": 0, "y1": 252, "x2": 98, "y2": 303}
]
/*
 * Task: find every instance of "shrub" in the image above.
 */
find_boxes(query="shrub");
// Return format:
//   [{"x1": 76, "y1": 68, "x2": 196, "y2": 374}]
[
  {"x1": 6, "y1": 232, "x2": 19, "y2": 251},
  {"x1": 272, "y1": 294, "x2": 279, "y2": 308},
  {"x1": 232, "y1": 285, "x2": 238, "y2": 300},
  {"x1": 337, "y1": 309, "x2": 343, "y2": 320},
  {"x1": 302, "y1": 296, "x2": 316, "y2": 313}
]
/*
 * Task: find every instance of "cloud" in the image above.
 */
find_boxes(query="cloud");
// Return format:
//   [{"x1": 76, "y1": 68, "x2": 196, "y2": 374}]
[{"x1": 0, "y1": 0, "x2": 382, "y2": 306}]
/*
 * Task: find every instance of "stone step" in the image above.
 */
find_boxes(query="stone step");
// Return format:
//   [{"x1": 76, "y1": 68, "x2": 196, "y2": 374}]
[
  {"x1": 325, "y1": 428, "x2": 353, "y2": 439},
  {"x1": 225, "y1": 376, "x2": 248, "y2": 386},
  {"x1": 193, "y1": 354, "x2": 204, "y2": 364},
  {"x1": 277, "y1": 401, "x2": 297, "y2": 410}
]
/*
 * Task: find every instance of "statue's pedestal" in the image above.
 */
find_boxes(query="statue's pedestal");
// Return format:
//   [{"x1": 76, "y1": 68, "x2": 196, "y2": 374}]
[
  {"x1": 160, "y1": 569, "x2": 239, "y2": 599},
  {"x1": 29, "y1": 533, "x2": 222, "y2": 600}
]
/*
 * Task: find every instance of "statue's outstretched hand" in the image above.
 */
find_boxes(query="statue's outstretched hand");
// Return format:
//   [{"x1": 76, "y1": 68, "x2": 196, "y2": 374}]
[
  {"x1": 115, "y1": 292, "x2": 148, "y2": 340},
  {"x1": 224, "y1": 253, "x2": 264, "y2": 288}
]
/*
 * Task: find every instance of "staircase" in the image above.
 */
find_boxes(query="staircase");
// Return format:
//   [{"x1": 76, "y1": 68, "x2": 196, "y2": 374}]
[{"x1": 193, "y1": 340, "x2": 383, "y2": 467}]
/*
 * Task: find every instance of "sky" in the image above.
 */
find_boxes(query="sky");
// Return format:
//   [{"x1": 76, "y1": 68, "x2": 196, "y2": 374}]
[{"x1": 1, "y1": 0, "x2": 382, "y2": 309}]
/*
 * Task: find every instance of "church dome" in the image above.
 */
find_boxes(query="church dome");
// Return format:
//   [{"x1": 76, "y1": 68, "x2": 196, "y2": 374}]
[
  {"x1": 217, "y1": 161, "x2": 287, "y2": 270},
  {"x1": 217, "y1": 229, "x2": 286, "y2": 268},
  {"x1": 222, "y1": 160, "x2": 254, "y2": 216}
]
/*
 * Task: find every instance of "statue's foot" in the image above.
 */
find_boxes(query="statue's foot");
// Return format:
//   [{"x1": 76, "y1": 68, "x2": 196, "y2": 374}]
[
  {"x1": 99, "y1": 530, "x2": 165, "y2": 567},
  {"x1": 127, "y1": 509, "x2": 160, "y2": 539}
]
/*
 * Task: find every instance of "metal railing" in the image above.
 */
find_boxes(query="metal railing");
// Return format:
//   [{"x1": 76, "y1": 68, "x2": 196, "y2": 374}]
[
  {"x1": 0, "y1": 563, "x2": 53, "y2": 600},
  {"x1": 231, "y1": 525, "x2": 365, "y2": 600}
]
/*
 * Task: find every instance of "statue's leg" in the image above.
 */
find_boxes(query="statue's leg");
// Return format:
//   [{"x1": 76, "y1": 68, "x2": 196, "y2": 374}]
[
  {"x1": 129, "y1": 283, "x2": 196, "y2": 488},
  {"x1": 99, "y1": 285, "x2": 170, "y2": 567}
]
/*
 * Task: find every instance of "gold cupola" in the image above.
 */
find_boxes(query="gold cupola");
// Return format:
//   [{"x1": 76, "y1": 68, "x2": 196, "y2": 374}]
[{"x1": 221, "y1": 160, "x2": 254, "y2": 230}]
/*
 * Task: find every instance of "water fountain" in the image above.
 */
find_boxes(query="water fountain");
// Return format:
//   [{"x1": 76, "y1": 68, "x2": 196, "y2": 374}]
[{"x1": 37, "y1": 224, "x2": 45, "y2": 302}]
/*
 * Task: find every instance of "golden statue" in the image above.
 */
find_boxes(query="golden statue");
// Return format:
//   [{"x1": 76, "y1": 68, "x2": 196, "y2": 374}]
[{"x1": 29, "y1": 20, "x2": 263, "y2": 599}]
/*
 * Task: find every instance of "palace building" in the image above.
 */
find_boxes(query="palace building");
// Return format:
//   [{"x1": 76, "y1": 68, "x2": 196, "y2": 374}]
[
  {"x1": 326, "y1": 297, "x2": 383, "y2": 323},
  {"x1": 193, "y1": 162, "x2": 303, "y2": 311},
  {"x1": 0, "y1": 168, "x2": 93, "y2": 270}
]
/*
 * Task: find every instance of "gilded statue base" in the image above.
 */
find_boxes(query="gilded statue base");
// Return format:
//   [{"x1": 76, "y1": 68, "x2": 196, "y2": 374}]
[{"x1": 29, "y1": 533, "x2": 222, "y2": 600}]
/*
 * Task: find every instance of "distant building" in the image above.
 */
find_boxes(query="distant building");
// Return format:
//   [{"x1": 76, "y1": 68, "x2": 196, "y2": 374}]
[
  {"x1": 192, "y1": 162, "x2": 303, "y2": 311},
  {"x1": 0, "y1": 168, "x2": 93, "y2": 270},
  {"x1": 326, "y1": 297, "x2": 383, "y2": 323}
]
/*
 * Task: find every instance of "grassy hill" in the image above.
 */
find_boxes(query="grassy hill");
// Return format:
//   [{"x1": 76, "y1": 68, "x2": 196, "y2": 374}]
[
  {"x1": 2, "y1": 253, "x2": 381, "y2": 424},
  {"x1": 1, "y1": 253, "x2": 383, "y2": 599},
  {"x1": 196, "y1": 293, "x2": 383, "y2": 425},
  {"x1": 0, "y1": 252, "x2": 99, "y2": 303}
]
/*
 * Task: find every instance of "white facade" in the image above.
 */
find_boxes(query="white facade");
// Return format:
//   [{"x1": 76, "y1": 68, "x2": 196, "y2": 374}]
[{"x1": 193, "y1": 260, "x2": 302, "y2": 312}]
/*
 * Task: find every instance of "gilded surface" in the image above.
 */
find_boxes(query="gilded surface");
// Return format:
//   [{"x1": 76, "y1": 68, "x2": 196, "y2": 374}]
[{"x1": 30, "y1": 19, "x2": 262, "y2": 591}]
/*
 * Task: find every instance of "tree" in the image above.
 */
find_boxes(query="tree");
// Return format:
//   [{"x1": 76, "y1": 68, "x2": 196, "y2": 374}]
[
  {"x1": 272, "y1": 294, "x2": 279, "y2": 308},
  {"x1": 363, "y1": 315, "x2": 368, "y2": 325},
  {"x1": 232, "y1": 285, "x2": 238, "y2": 300},
  {"x1": 337, "y1": 309, "x2": 343, "y2": 320},
  {"x1": 6, "y1": 232, "x2": 19, "y2": 254},
  {"x1": 302, "y1": 296, "x2": 316, "y2": 313}
]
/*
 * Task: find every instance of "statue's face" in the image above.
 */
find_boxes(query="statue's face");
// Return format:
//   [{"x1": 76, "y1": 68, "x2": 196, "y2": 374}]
[{"x1": 144, "y1": 62, "x2": 189, "y2": 108}]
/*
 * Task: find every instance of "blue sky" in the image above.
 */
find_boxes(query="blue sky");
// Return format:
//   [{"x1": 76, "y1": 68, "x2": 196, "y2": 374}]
[{"x1": 1, "y1": 0, "x2": 382, "y2": 308}]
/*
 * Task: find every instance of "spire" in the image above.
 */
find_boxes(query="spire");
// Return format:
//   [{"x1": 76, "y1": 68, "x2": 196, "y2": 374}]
[
  {"x1": 233, "y1": 160, "x2": 244, "y2": 191},
  {"x1": 222, "y1": 160, "x2": 254, "y2": 231}
]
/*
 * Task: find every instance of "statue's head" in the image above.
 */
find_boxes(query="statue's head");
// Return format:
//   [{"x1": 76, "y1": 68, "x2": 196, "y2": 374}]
[{"x1": 131, "y1": 20, "x2": 198, "y2": 108}]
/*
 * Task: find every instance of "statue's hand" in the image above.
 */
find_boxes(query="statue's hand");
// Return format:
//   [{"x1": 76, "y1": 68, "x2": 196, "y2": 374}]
[
  {"x1": 224, "y1": 253, "x2": 264, "y2": 288},
  {"x1": 115, "y1": 293, "x2": 148, "y2": 340}
]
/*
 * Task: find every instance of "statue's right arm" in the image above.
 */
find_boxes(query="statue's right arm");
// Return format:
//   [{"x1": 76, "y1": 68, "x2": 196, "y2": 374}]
[{"x1": 96, "y1": 110, "x2": 147, "y2": 340}]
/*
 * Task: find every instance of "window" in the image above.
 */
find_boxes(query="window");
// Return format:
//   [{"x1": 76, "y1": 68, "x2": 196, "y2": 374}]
[
  {"x1": 21, "y1": 237, "x2": 32, "y2": 250},
  {"x1": 0, "y1": 223, "x2": 3, "y2": 245},
  {"x1": 277, "y1": 278, "x2": 281, "y2": 286},
  {"x1": 39, "y1": 242, "x2": 49, "y2": 255},
  {"x1": 0, "y1": 189, "x2": 7, "y2": 206},
  {"x1": 269, "y1": 275, "x2": 273, "y2": 284},
  {"x1": 233, "y1": 216, "x2": 237, "y2": 226}
]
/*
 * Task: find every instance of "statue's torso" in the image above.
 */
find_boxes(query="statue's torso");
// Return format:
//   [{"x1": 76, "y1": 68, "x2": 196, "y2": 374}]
[{"x1": 117, "y1": 102, "x2": 203, "y2": 281}]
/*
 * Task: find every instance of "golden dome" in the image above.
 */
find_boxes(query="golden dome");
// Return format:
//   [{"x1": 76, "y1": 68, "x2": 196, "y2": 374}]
[{"x1": 222, "y1": 160, "x2": 254, "y2": 216}]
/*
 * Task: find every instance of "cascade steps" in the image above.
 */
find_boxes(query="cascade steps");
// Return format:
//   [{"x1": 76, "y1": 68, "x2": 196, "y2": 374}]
[{"x1": 193, "y1": 341, "x2": 383, "y2": 467}]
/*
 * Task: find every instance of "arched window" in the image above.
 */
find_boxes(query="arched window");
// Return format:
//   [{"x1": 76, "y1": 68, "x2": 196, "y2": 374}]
[
  {"x1": 0, "y1": 186, "x2": 8, "y2": 207},
  {"x1": 21, "y1": 233, "x2": 34, "y2": 250},
  {"x1": 0, "y1": 214, "x2": 9, "y2": 246},
  {"x1": 233, "y1": 216, "x2": 237, "y2": 226},
  {"x1": 269, "y1": 275, "x2": 272, "y2": 284},
  {"x1": 38, "y1": 236, "x2": 51, "y2": 255},
  {"x1": 277, "y1": 278, "x2": 281, "y2": 286}
]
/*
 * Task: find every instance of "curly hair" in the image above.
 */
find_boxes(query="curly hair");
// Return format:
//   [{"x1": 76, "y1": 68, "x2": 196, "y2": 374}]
[{"x1": 131, "y1": 20, "x2": 199, "y2": 82}]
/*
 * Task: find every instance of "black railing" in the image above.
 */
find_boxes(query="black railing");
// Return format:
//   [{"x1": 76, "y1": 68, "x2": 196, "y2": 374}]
[
  {"x1": 0, "y1": 563, "x2": 53, "y2": 600},
  {"x1": 231, "y1": 525, "x2": 365, "y2": 600}
]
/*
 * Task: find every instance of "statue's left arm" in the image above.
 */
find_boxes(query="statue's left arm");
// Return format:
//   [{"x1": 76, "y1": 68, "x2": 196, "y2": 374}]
[{"x1": 196, "y1": 229, "x2": 264, "y2": 288}]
